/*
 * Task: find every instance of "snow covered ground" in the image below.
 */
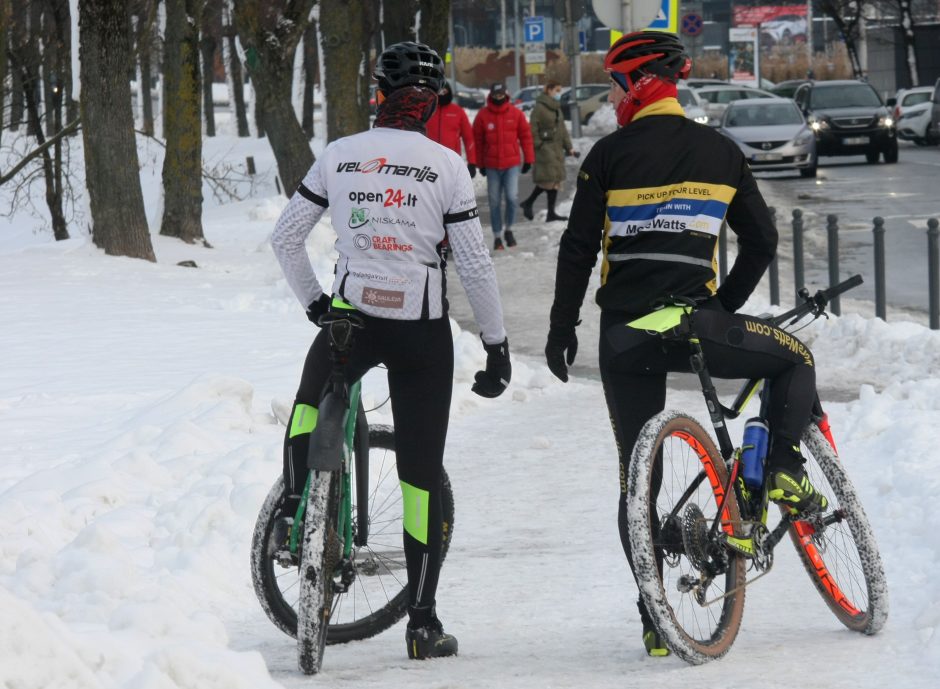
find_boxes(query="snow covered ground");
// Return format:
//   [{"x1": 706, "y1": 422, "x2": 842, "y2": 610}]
[{"x1": 3, "y1": 129, "x2": 940, "y2": 689}]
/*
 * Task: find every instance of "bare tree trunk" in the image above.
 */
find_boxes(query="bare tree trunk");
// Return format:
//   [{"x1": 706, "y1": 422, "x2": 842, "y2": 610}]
[
  {"x1": 899, "y1": 0, "x2": 918, "y2": 87},
  {"x1": 383, "y1": 0, "x2": 417, "y2": 44},
  {"x1": 8, "y1": 0, "x2": 26, "y2": 131},
  {"x1": 201, "y1": 0, "x2": 220, "y2": 136},
  {"x1": 233, "y1": 0, "x2": 315, "y2": 194},
  {"x1": 320, "y1": 0, "x2": 371, "y2": 142},
  {"x1": 301, "y1": 19, "x2": 317, "y2": 139},
  {"x1": 79, "y1": 0, "x2": 154, "y2": 261},
  {"x1": 418, "y1": 0, "x2": 449, "y2": 59},
  {"x1": 222, "y1": 17, "x2": 250, "y2": 137},
  {"x1": 0, "y1": 0, "x2": 9, "y2": 140},
  {"x1": 42, "y1": 4, "x2": 59, "y2": 137},
  {"x1": 134, "y1": 1, "x2": 157, "y2": 136},
  {"x1": 161, "y1": 0, "x2": 206, "y2": 244}
]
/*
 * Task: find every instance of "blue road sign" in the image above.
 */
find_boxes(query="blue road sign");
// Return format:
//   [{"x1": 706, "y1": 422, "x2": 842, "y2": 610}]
[
  {"x1": 681, "y1": 13, "x2": 704, "y2": 37},
  {"x1": 524, "y1": 16, "x2": 545, "y2": 43},
  {"x1": 579, "y1": 30, "x2": 587, "y2": 52}
]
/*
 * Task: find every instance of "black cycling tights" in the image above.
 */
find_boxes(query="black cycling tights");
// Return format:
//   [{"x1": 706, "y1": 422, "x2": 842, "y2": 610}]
[
  {"x1": 597, "y1": 302, "x2": 816, "y2": 630},
  {"x1": 283, "y1": 315, "x2": 454, "y2": 609}
]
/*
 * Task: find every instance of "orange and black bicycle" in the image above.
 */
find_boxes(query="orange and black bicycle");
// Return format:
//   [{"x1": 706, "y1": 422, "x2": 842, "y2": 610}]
[{"x1": 626, "y1": 275, "x2": 888, "y2": 664}]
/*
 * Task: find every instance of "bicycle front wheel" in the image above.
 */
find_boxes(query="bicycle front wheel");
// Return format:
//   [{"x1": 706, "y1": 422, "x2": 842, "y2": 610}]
[
  {"x1": 784, "y1": 424, "x2": 888, "y2": 634},
  {"x1": 297, "y1": 470, "x2": 341, "y2": 674},
  {"x1": 627, "y1": 410, "x2": 747, "y2": 665}
]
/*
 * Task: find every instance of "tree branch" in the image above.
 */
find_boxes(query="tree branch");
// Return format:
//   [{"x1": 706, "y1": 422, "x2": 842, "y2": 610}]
[{"x1": 0, "y1": 116, "x2": 81, "y2": 186}]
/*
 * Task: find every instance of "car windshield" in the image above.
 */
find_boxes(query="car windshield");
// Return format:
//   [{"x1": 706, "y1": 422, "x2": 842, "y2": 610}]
[
  {"x1": 901, "y1": 92, "x2": 931, "y2": 107},
  {"x1": 725, "y1": 103, "x2": 803, "y2": 127},
  {"x1": 810, "y1": 85, "x2": 881, "y2": 108},
  {"x1": 677, "y1": 89, "x2": 697, "y2": 107}
]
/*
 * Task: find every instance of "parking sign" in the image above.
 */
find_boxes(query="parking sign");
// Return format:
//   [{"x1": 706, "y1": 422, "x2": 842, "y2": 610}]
[{"x1": 524, "y1": 16, "x2": 545, "y2": 43}]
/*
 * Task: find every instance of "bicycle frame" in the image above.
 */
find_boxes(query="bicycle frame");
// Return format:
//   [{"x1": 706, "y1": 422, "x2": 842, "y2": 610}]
[{"x1": 289, "y1": 315, "x2": 368, "y2": 563}]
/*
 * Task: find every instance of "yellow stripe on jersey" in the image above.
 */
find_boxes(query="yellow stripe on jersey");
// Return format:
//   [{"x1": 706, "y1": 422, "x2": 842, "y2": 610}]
[{"x1": 607, "y1": 182, "x2": 736, "y2": 208}]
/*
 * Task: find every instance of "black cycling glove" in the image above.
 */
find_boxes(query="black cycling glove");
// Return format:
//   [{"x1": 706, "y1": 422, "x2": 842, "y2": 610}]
[
  {"x1": 305, "y1": 294, "x2": 332, "y2": 326},
  {"x1": 545, "y1": 323, "x2": 579, "y2": 383},
  {"x1": 472, "y1": 337, "x2": 511, "y2": 398}
]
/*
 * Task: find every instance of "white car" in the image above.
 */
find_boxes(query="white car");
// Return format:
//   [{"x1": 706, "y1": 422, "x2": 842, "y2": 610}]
[
  {"x1": 695, "y1": 85, "x2": 776, "y2": 126},
  {"x1": 760, "y1": 15, "x2": 808, "y2": 46},
  {"x1": 677, "y1": 84, "x2": 709, "y2": 124},
  {"x1": 892, "y1": 86, "x2": 937, "y2": 145},
  {"x1": 719, "y1": 97, "x2": 817, "y2": 178}
]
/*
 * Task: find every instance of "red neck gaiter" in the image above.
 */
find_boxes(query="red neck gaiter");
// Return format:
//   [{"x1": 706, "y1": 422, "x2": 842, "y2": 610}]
[
  {"x1": 374, "y1": 86, "x2": 438, "y2": 133},
  {"x1": 613, "y1": 73, "x2": 678, "y2": 126}
]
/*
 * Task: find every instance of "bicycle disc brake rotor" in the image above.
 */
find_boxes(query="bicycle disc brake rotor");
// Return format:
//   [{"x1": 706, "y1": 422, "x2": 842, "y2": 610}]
[{"x1": 681, "y1": 503, "x2": 711, "y2": 571}]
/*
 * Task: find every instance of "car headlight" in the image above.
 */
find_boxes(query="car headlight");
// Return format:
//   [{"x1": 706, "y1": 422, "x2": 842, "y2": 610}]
[
  {"x1": 794, "y1": 129, "x2": 815, "y2": 145},
  {"x1": 878, "y1": 116, "x2": 895, "y2": 128},
  {"x1": 809, "y1": 118, "x2": 829, "y2": 131},
  {"x1": 456, "y1": 91, "x2": 469, "y2": 98},
  {"x1": 694, "y1": 115, "x2": 709, "y2": 124}
]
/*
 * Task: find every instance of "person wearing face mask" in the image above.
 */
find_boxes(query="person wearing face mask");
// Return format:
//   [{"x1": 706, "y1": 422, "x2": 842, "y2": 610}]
[
  {"x1": 472, "y1": 83, "x2": 535, "y2": 250},
  {"x1": 545, "y1": 32, "x2": 823, "y2": 658},
  {"x1": 270, "y1": 42, "x2": 511, "y2": 661},
  {"x1": 520, "y1": 82, "x2": 578, "y2": 224},
  {"x1": 425, "y1": 82, "x2": 478, "y2": 178}
]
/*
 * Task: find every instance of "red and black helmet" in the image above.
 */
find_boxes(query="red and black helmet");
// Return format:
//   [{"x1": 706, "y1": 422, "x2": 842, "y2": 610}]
[
  {"x1": 373, "y1": 41, "x2": 445, "y2": 93},
  {"x1": 604, "y1": 31, "x2": 692, "y2": 83}
]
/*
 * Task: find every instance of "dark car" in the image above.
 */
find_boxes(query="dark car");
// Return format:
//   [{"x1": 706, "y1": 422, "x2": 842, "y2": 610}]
[
  {"x1": 793, "y1": 80, "x2": 898, "y2": 163},
  {"x1": 770, "y1": 79, "x2": 811, "y2": 99},
  {"x1": 931, "y1": 78, "x2": 940, "y2": 143}
]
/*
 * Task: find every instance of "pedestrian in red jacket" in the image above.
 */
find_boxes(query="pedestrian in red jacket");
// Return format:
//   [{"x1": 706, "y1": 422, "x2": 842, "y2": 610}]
[
  {"x1": 426, "y1": 82, "x2": 477, "y2": 177},
  {"x1": 472, "y1": 83, "x2": 535, "y2": 250}
]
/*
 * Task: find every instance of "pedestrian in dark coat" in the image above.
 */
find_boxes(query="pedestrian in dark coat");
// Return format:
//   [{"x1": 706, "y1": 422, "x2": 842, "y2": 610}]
[{"x1": 521, "y1": 83, "x2": 578, "y2": 222}]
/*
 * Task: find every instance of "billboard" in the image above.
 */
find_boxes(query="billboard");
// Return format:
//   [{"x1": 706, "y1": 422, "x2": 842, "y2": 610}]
[
  {"x1": 728, "y1": 27, "x2": 759, "y2": 87},
  {"x1": 733, "y1": 5, "x2": 808, "y2": 47}
]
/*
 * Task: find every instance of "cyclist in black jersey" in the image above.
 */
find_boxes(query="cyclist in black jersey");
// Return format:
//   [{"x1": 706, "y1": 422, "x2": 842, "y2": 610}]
[
  {"x1": 271, "y1": 42, "x2": 510, "y2": 661},
  {"x1": 544, "y1": 31, "x2": 827, "y2": 657}
]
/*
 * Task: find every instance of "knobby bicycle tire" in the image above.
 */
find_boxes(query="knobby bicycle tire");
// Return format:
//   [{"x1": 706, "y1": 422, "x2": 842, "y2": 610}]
[
  {"x1": 250, "y1": 425, "x2": 455, "y2": 645},
  {"x1": 784, "y1": 425, "x2": 888, "y2": 634},
  {"x1": 627, "y1": 410, "x2": 747, "y2": 665},
  {"x1": 297, "y1": 469, "x2": 341, "y2": 674}
]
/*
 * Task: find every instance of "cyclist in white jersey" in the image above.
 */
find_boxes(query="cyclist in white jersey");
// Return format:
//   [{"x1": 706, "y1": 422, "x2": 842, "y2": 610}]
[{"x1": 270, "y1": 42, "x2": 509, "y2": 660}]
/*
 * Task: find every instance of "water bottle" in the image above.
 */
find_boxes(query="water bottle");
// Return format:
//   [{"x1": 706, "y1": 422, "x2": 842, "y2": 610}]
[{"x1": 740, "y1": 418, "x2": 769, "y2": 488}]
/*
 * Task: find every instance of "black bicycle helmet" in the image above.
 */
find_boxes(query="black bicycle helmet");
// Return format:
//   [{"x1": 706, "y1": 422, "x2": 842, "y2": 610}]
[
  {"x1": 373, "y1": 41, "x2": 445, "y2": 93},
  {"x1": 605, "y1": 31, "x2": 692, "y2": 83}
]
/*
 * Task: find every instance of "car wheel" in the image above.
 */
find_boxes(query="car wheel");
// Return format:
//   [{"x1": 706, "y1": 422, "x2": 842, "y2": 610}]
[
  {"x1": 883, "y1": 140, "x2": 899, "y2": 163},
  {"x1": 582, "y1": 112, "x2": 593, "y2": 126},
  {"x1": 865, "y1": 149, "x2": 880, "y2": 164}
]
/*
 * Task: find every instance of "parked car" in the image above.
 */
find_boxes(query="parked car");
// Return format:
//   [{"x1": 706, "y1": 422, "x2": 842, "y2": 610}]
[
  {"x1": 695, "y1": 85, "x2": 776, "y2": 125},
  {"x1": 892, "y1": 86, "x2": 937, "y2": 145},
  {"x1": 932, "y1": 78, "x2": 940, "y2": 143},
  {"x1": 686, "y1": 77, "x2": 727, "y2": 90},
  {"x1": 770, "y1": 79, "x2": 811, "y2": 99},
  {"x1": 793, "y1": 79, "x2": 898, "y2": 163},
  {"x1": 719, "y1": 98, "x2": 817, "y2": 177},
  {"x1": 677, "y1": 84, "x2": 709, "y2": 124},
  {"x1": 453, "y1": 81, "x2": 486, "y2": 109},
  {"x1": 560, "y1": 83, "x2": 610, "y2": 124},
  {"x1": 760, "y1": 14, "x2": 808, "y2": 46},
  {"x1": 512, "y1": 86, "x2": 542, "y2": 112}
]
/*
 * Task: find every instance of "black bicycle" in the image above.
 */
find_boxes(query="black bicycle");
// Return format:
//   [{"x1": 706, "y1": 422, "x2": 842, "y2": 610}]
[
  {"x1": 250, "y1": 311, "x2": 455, "y2": 674},
  {"x1": 626, "y1": 275, "x2": 888, "y2": 664}
]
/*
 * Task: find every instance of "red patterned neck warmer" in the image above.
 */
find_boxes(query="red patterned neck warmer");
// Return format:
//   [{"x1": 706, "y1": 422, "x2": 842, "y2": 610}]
[
  {"x1": 612, "y1": 73, "x2": 678, "y2": 126},
  {"x1": 374, "y1": 86, "x2": 438, "y2": 133}
]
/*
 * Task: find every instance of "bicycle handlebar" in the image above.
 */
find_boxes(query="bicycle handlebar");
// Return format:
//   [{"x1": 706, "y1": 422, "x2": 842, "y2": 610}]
[{"x1": 770, "y1": 274, "x2": 863, "y2": 327}]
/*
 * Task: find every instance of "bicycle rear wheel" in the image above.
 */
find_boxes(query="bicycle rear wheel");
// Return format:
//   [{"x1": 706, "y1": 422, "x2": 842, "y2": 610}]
[
  {"x1": 250, "y1": 425, "x2": 455, "y2": 643},
  {"x1": 297, "y1": 469, "x2": 341, "y2": 674},
  {"x1": 627, "y1": 410, "x2": 747, "y2": 664},
  {"x1": 784, "y1": 424, "x2": 888, "y2": 634}
]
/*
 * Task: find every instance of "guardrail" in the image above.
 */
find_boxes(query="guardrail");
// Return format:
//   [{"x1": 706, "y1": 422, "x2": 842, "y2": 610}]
[{"x1": 718, "y1": 211, "x2": 940, "y2": 329}]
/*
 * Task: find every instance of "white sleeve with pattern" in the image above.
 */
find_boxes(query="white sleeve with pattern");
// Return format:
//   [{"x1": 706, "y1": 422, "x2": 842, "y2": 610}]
[
  {"x1": 445, "y1": 166, "x2": 507, "y2": 345},
  {"x1": 270, "y1": 160, "x2": 329, "y2": 309}
]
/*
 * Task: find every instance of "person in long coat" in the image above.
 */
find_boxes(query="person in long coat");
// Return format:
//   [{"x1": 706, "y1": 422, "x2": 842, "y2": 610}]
[{"x1": 520, "y1": 83, "x2": 577, "y2": 222}]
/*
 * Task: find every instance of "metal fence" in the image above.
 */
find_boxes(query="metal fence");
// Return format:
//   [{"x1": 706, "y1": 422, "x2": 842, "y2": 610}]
[{"x1": 718, "y1": 210, "x2": 940, "y2": 329}]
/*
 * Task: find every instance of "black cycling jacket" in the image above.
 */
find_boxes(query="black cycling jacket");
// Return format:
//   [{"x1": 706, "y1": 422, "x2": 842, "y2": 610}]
[{"x1": 549, "y1": 99, "x2": 777, "y2": 327}]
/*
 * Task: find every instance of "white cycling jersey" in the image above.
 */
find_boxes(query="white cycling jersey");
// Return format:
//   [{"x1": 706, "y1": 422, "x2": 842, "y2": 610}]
[{"x1": 271, "y1": 127, "x2": 506, "y2": 344}]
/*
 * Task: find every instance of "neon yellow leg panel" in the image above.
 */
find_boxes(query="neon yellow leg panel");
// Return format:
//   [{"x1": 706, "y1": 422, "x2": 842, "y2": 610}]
[
  {"x1": 400, "y1": 480, "x2": 430, "y2": 545},
  {"x1": 288, "y1": 403, "x2": 318, "y2": 438}
]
